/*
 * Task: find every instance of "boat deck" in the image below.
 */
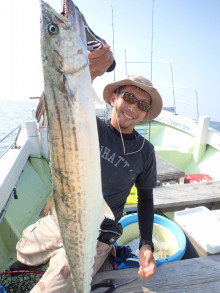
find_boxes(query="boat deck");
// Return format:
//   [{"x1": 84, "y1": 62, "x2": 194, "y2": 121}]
[
  {"x1": 117, "y1": 180, "x2": 220, "y2": 292},
  {"x1": 93, "y1": 254, "x2": 220, "y2": 292},
  {"x1": 125, "y1": 180, "x2": 220, "y2": 213},
  {"x1": 156, "y1": 155, "x2": 185, "y2": 185}
]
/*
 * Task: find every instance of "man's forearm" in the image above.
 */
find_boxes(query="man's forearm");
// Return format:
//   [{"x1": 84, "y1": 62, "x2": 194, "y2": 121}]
[
  {"x1": 137, "y1": 188, "x2": 154, "y2": 251},
  {"x1": 88, "y1": 44, "x2": 114, "y2": 81}
]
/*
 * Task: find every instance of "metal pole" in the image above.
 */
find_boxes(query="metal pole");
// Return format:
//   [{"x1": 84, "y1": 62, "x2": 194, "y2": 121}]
[
  {"x1": 126, "y1": 60, "x2": 176, "y2": 110},
  {"x1": 151, "y1": 0, "x2": 155, "y2": 81},
  {"x1": 169, "y1": 62, "x2": 176, "y2": 114},
  {"x1": 111, "y1": 6, "x2": 115, "y2": 81},
  {"x1": 0, "y1": 125, "x2": 21, "y2": 143},
  {"x1": 194, "y1": 89, "x2": 199, "y2": 121},
  {"x1": 172, "y1": 85, "x2": 199, "y2": 119},
  {"x1": 125, "y1": 48, "x2": 127, "y2": 76},
  {"x1": 157, "y1": 83, "x2": 199, "y2": 120}
]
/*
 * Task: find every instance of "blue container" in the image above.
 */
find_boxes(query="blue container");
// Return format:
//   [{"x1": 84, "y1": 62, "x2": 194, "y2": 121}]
[
  {"x1": 0, "y1": 286, "x2": 7, "y2": 293},
  {"x1": 116, "y1": 213, "x2": 186, "y2": 266}
]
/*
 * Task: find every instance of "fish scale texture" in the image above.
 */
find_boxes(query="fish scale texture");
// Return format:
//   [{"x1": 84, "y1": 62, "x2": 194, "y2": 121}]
[{"x1": 40, "y1": 1, "x2": 104, "y2": 292}]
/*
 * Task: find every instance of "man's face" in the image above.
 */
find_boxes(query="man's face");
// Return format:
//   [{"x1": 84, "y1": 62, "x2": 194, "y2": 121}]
[{"x1": 110, "y1": 85, "x2": 151, "y2": 134}]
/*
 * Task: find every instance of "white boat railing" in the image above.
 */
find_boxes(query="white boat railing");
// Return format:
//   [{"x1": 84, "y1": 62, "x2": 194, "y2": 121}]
[
  {"x1": 0, "y1": 121, "x2": 42, "y2": 217},
  {"x1": 0, "y1": 125, "x2": 22, "y2": 159},
  {"x1": 124, "y1": 57, "x2": 199, "y2": 121}
]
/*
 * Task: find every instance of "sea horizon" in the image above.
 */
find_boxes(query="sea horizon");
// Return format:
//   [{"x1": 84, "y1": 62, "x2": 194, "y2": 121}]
[{"x1": 0, "y1": 99, "x2": 220, "y2": 156}]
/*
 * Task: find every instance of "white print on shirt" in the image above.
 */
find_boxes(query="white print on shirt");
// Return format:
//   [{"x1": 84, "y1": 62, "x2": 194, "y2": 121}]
[{"x1": 100, "y1": 145, "x2": 134, "y2": 172}]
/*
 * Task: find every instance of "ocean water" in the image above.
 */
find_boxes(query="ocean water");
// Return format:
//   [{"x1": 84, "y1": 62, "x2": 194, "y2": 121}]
[
  {"x1": 0, "y1": 99, "x2": 38, "y2": 156},
  {"x1": 0, "y1": 99, "x2": 220, "y2": 156},
  {"x1": 210, "y1": 121, "x2": 220, "y2": 132}
]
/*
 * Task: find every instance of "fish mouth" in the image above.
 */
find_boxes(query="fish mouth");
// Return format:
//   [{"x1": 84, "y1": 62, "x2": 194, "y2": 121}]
[
  {"x1": 61, "y1": 0, "x2": 76, "y2": 19},
  {"x1": 61, "y1": 0, "x2": 107, "y2": 54},
  {"x1": 62, "y1": 0, "x2": 68, "y2": 18}
]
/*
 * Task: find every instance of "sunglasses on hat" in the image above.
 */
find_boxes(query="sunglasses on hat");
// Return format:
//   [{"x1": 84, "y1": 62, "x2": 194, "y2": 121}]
[{"x1": 119, "y1": 91, "x2": 151, "y2": 113}]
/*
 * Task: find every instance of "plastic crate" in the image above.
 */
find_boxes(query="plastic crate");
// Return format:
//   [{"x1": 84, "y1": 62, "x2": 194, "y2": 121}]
[
  {"x1": 174, "y1": 206, "x2": 220, "y2": 255},
  {"x1": 126, "y1": 185, "x2": 138, "y2": 204}
]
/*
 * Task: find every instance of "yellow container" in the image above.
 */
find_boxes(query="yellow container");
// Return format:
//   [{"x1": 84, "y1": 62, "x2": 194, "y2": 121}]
[{"x1": 126, "y1": 185, "x2": 138, "y2": 204}]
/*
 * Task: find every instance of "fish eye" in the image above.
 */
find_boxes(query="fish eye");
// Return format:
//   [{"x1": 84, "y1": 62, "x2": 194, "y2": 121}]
[{"x1": 48, "y1": 23, "x2": 59, "y2": 35}]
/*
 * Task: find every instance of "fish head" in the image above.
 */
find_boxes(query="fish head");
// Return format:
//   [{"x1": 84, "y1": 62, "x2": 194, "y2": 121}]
[{"x1": 39, "y1": 0, "x2": 88, "y2": 75}]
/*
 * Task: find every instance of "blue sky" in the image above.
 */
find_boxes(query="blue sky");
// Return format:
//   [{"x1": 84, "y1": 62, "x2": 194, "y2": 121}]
[{"x1": 1, "y1": 0, "x2": 220, "y2": 121}]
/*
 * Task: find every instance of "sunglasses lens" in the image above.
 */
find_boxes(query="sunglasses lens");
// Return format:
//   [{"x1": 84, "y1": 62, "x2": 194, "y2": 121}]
[
  {"x1": 122, "y1": 92, "x2": 136, "y2": 104},
  {"x1": 138, "y1": 101, "x2": 151, "y2": 112},
  {"x1": 120, "y1": 92, "x2": 151, "y2": 112}
]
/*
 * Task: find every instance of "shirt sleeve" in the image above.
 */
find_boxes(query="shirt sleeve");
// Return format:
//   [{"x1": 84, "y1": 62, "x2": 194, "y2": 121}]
[
  {"x1": 96, "y1": 116, "x2": 104, "y2": 136},
  {"x1": 135, "y1": 148, "x2": 157, "y2": 189},
  {"x1": 137, "y1": 188, "x2": 154, "y2": 251}
]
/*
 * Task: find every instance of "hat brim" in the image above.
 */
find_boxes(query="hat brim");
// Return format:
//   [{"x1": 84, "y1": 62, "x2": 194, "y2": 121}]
[{"x1": 103, "y1": 78, "x2": 163, "y2": 122}]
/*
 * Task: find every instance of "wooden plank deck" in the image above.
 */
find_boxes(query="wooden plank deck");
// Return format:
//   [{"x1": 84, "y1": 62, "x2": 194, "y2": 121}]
[
  {"x1": 108, "y1": 180, "x2": 220, "y2": 292},
  {"x1": 154, "y1": 180, "x2": 220, "y2": 211},
  {"x1": 156, "y1": 156, "x2": 185, "y2": 185},
  {"x1": 93, "y1": 254, "x2": 220, "y2": 292},
  {"x1": 125, "y1": 181, "x2": 220, "y2": 213}
]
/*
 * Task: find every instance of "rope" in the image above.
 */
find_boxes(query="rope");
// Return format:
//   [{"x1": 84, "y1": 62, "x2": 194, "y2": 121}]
[{"x1": 0, "y1": 270, "x2": 45, "y2": 275}]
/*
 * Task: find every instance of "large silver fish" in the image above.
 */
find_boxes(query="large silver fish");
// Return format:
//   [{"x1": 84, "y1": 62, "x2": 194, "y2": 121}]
[{"x1": 39, "y1": 1, "x2": 113, "y2": 292}]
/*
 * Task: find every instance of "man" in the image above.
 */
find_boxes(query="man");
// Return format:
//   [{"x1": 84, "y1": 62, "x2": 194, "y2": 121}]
[
  {"x1": 97, "y1": 75, "x2": 162, "y2": 281},
  {"x1": 16, "y1": 46, "x2": 162, "y2": 292}
]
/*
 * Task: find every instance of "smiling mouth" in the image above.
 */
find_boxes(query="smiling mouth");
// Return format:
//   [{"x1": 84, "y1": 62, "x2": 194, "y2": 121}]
[{"x1": 123, "y1": 112, "x2": 135, "y2": 120}]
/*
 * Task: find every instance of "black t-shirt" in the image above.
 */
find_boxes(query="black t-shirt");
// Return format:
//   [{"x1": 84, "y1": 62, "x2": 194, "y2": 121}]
[{"x1": 97, "y1": 117, "x2": 157, "y2": 222}]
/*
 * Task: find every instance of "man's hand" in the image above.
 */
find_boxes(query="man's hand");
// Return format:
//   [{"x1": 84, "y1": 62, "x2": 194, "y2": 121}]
[
  {"x1": 88, "y1": 43, "x2": 114, "y2": 81},
  {"x1": 138, "y1": 244, "x2": 156, "y2": 280}
]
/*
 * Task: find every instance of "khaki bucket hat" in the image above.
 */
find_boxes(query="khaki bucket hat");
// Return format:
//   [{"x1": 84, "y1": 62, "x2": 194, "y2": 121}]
[{"x1": 103, "y1": 75, "x2": 163, "y2": 122}]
